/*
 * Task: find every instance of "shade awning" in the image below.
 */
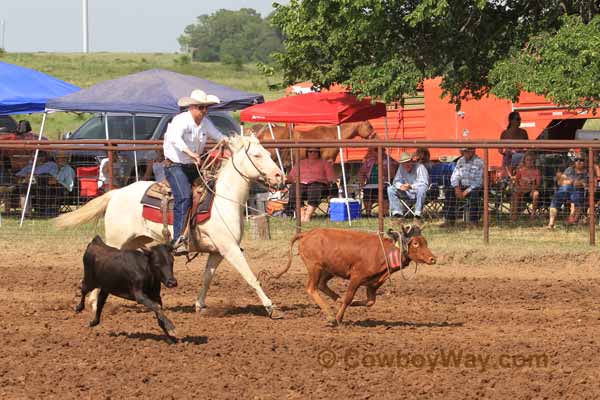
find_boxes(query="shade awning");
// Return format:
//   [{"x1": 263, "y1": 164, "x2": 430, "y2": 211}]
[
  {"x1": 0, "y1": 61, "x2": 79, "y2": 115},
  {"x1": 240, "y1": 92, "x2": 386, "y2": 125},
  {"x1": 47, "y1": 69, "x2": 263, "y2": 114}
]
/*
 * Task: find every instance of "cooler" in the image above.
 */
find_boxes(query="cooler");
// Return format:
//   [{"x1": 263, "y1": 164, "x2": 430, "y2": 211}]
[{"x1": 329, "y1": 198, "x2": 361, "y2": 221}]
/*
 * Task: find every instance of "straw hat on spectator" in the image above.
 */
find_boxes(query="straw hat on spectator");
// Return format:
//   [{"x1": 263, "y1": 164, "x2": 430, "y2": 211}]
[
  {"x1": 177, "y1": 89, "x2": 221, "y2": 108},
  {"x1": 438, "y1": 155, "x2": 461, "y2": 162},
  {"x1": 398, "y1": 152, "x2": 413, "y2": 163}
]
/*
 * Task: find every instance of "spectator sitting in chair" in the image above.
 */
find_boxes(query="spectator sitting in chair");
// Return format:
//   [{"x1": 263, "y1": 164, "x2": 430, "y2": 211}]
[
  {"x1": 15, "y1": 151, "x2": 58, "y2": 179},
  {"x1": 358, "y1": 147, "x2": 398, "y2": 217},
  {"x1": 510, "y1": 151, "x2": 541, "y2": 222},
  {"x1": 387, "y1": 151, "x2": 429, "y2": 220},
  {"x1": 441, "y1": 146, "x2": 484, "y2": 227},
  {"x1": 285, "y1": 147, "x2": 336, "y2": 222},
  {"x1": 143, "y1": 151, "x2": 166, "y2": 182},
  {"x1": 547, "y1": 154, "x2": 589, "y2": 229}
]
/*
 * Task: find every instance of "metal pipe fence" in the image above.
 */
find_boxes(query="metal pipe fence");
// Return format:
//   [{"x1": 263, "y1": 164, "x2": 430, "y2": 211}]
[{"x1": 1, "y1": 139, "x2": 600, "y2": 245}]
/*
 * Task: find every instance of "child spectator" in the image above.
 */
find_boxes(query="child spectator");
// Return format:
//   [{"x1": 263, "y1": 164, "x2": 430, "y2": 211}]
[{"x1": 510, "y1": 152, "x2": 541, "y2": 221}]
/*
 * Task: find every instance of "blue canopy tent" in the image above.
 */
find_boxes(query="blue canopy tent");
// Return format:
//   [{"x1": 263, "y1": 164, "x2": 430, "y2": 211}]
[
  {"x1": 0, "y1": 61, "x2": 79, "y2": 115},
  {"x1": 0, "y1": 62, "x2": 79, "y2": 227},
  {"x1": 46, "y1": 68, "x2": 263, "y2": 114}
]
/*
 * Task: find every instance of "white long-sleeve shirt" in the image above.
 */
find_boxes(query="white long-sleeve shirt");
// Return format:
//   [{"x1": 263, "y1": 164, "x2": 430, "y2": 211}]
[
  {"x1": 392, "y1": 163, "x2": 429, "y2": 191},
  {"x1": 163, "y1": 111, "x2": 225, "y2": 164}
]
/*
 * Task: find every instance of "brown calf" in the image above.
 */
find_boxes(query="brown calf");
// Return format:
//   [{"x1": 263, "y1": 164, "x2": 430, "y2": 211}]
[{"x1": 266, "y1": 226, "x2": 436, "y2": 326}]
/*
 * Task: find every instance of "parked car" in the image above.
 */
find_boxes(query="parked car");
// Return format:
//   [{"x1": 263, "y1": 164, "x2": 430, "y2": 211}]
[
  {"x1": 0, "y1": 115, "x2": 18, "y2": 133},
  {"x1": 63, "y1": 111, "x2": 240, "y2": 184}
]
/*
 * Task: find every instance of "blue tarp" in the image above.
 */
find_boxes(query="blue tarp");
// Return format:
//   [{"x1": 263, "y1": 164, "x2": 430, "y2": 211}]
[
  {"x1": 47, "y1": 69, "x2": 264, "y2": 114},
  {"x1": 0, "y1": 61, "x2": 79, "y2": 115}
]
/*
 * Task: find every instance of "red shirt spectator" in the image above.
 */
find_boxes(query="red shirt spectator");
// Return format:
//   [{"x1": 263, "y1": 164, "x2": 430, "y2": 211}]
[{"x1": 288, "y1": 157, "x2": 335, "y2": 185}]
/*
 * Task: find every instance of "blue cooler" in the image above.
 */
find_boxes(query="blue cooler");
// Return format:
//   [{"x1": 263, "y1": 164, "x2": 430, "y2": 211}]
[{"x1": 329, "y1": 198, "x2": 361, "y2": 221}]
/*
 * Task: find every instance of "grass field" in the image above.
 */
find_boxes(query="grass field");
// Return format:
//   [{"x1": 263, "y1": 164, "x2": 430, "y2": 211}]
[
  {"x1": 1, "y1": 213, "x2": 596, "y2": 263},
  {"x1": 1, "y1": 52, "x2": 285, "y2": 139}
]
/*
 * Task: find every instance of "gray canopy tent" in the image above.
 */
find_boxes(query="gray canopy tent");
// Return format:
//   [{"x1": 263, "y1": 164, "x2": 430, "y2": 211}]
[{"x1": 21, "y1": 69, "x2": 264, "y2": 225}]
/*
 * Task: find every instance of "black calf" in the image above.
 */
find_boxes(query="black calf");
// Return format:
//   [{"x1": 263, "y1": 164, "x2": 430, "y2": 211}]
[{"x1": 75, "y1": 236, "x2": 177, "y2": 342}]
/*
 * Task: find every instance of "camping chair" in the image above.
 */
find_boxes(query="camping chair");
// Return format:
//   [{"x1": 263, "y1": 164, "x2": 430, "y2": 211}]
[
  {"x1": 394, "y1": 184, "x2": 435, "y2": 220},
  {"x1": 76, "y1": 166, "x2": 100, "y2": 204}
]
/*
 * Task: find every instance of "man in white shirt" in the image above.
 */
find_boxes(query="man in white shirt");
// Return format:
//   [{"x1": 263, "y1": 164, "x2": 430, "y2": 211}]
[
  {"x1": 387, "y1": 151, "x2": 429, "y2": 219},
  {"x1": 163, "y1": 89, "x2": 226, "y2": 253}
]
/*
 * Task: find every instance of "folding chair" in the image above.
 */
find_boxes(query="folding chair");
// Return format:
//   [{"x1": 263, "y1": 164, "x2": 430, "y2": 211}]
[
  {"x1": 393, "y1": 184, "x2": 433, "y2": 220},
  {"x1": 76, "y1": 166, "x2": 100, "y2": 204}
]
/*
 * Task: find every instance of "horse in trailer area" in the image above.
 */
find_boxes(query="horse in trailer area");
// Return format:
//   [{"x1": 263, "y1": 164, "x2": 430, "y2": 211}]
[
  {"x1": 249, "y1": 121, "x2": 376, "y2": 167},
  {"x1": 55, "y1": 135, "x2": 285, "y2": 319}
]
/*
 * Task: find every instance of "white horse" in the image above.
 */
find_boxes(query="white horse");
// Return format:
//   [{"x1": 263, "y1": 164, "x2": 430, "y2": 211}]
[{"x1": 55, "y1": 135, "x2": 284, "y2": 318}]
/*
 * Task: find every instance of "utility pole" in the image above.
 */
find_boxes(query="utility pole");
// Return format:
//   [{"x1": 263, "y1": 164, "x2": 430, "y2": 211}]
[
  {"x1": 1, "y1": 20, "x2": 5, "y2": 50},
  {"x1": 82, "y1": 0, "x2": 89, "y2": 53}
]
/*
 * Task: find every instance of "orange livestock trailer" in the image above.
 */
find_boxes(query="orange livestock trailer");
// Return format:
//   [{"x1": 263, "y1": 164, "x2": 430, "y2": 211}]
[{"x1": 365, "y1": 77, "x2": 598, "y2": 166}]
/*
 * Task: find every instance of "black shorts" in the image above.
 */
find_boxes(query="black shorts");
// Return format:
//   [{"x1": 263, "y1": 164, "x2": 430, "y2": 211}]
[{"x1": 287, "y1": 182, "x2": 331, "y2": 209}]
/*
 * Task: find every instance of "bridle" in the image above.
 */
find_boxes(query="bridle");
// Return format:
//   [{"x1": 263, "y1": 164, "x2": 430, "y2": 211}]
[{"x1": 230, "y1": 141, "x2": 274, "y2": 189}]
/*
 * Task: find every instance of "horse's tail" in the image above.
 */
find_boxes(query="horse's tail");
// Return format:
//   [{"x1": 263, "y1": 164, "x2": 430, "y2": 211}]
[
  {"x1": 54, "y1": 190, "x2": 115, "y2": 229},
  {"x1": 257, "y1": 232, "x2": 304, "y2": 284}
]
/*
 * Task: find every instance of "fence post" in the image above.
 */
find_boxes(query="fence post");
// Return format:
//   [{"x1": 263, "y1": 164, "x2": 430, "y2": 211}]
[
  {"x1": 107, "y1": 142, "x2": 114, "y2": 191},
  {"x1": 589, "y1": 147, "x2": 595, "y2": 245},
  {"x1": 483, "y1": 148, "x2": 489, "y2": 244},
  {"x1": 295, "y1": 147, "x2": 301, "y2": 234},
  {"x1": 377, "y1": 145, "x2": 384, "y2": 233}
]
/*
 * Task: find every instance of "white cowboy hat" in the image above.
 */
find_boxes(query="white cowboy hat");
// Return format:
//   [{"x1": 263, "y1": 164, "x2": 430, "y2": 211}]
[{"x1": 177, "y1": 89, "x2": 221, "y2": 107}]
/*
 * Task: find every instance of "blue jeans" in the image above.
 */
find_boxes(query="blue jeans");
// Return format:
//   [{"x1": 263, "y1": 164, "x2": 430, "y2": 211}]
[
  {"x1": 164, "y1": 163, "x2": 197, "y2": 240},
  {"x1": 387, "y1": 185, "x2": 427, "y2": 216}
]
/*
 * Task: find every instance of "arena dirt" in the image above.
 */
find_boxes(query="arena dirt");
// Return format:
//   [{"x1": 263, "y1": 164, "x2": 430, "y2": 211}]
[{"x1": 1, "y1": 240, "x2": 600, "y2": 399}]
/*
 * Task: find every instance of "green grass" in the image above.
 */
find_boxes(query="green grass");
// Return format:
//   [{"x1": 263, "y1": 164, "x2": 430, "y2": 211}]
[
  {"x1": 1, "y1": 52, "x2": 285, "y2": 139},
  {"x1": 2, "y1": 214, "x2": 596, "y2": 265}
]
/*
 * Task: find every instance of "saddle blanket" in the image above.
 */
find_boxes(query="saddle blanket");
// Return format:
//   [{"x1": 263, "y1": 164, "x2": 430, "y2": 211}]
[{"x1": 140, "y1": 181, "x2": 215, "y2": 225}]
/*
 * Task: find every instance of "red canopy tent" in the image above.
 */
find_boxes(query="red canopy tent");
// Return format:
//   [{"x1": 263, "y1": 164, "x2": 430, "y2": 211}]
[
  {"x1": 240, "y1": 92, "x2": 387, "y2": 223},
  {"x1": 240, "y1": 92, "x2": 386, "y2": 125}
]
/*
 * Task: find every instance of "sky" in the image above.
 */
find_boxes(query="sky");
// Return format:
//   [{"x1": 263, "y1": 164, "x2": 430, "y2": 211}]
[{"x1": 0, "y1": 0, "x2": 288, "y2": 53}]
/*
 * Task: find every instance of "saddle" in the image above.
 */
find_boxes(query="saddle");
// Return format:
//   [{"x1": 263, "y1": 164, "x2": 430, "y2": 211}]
[{"x1": 140, "y1": 176, "x2": 216, "y2": 242}]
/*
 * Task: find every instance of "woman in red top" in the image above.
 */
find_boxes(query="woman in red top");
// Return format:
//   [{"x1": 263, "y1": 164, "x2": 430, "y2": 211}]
[
  {"x1": 510, "y1": 152, "x2": 541, "y2": 221},
  {"x1": 286, "y1": 147, "x2": 336, "y2": 222}
]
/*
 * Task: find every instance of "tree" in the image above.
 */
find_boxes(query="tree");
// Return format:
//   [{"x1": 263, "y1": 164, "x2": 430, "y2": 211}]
[
  {"x1": 271, "y1": 0, "x2": 600, "y2": 109},
  {"x1": 178, "y1": 8, "x2": 283, "y2": 65}
]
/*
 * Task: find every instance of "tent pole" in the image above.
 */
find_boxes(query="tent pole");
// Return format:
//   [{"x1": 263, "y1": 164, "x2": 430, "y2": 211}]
[
  {"x1": 268, "y1": 123, "x2": 286, "y2": 178},
  {"x1": 20, "y1": 112, "x2": 47, "y2": 227},
  {"x1": 288, "y1": 123, "x2": 294, "y2": 168},
  {"x1": 384, "y1": 116, "x2": 391, "y2": 185},
  {"x1": 132, "y1": 114, "x2": 139, "y2": 182},
  {"x1": 337, "y1": 125, "x2": 351, "y2": 225}
]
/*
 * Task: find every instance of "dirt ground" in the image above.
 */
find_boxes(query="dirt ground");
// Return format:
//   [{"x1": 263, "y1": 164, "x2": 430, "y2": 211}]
[{"x1": 1, "y1": 239, "x2": 600, "y2": 400}]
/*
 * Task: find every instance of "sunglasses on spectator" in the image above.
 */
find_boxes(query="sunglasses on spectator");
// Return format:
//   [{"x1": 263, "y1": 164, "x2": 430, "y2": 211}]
[
  {"x1": 194, "y1": 105, "x2": 208, "y2": 110},
  {"x1": 574, "y1": 158, "x2": 585, "y2": 162}
]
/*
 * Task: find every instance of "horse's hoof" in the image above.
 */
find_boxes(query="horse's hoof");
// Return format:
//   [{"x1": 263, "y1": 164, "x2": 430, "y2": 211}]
[
  {"x1": 326, "y1": 318, "x2": 338, "y2": 328},
  {"x1": 267, "y1": 306, "x2": 284, "y2": 320},
  {"x1": 195, "y1": 303, "x2": 208, "y2": 315}
]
